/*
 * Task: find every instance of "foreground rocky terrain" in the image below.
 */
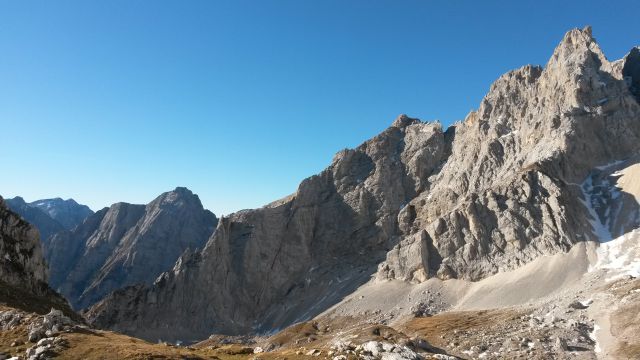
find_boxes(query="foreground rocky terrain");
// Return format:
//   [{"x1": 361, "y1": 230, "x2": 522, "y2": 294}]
[{"x1": 87, "y1": 26, "x2": 640, "y2": 353}]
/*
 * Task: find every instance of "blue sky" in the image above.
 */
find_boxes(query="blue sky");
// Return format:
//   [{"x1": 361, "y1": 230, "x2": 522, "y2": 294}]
[{"x1": 1, "y1": 1, "x2": 638, "y2": 215}]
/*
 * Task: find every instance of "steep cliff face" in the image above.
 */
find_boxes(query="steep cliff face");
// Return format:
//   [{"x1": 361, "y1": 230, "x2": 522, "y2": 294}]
[
  {"x1": 0, "y1": 197, "x2": 49, "y2": 295},
  {"x1": 48, "y1": 187, "x2": 217, "y2": 309},
  {"x1": 87, "y1": 28, "x2": 640, "y2": 342}
]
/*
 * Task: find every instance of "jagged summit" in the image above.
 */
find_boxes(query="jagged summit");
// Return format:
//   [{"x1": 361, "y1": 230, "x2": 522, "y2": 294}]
[
  {"x1": 391, "y1": 114, "x2": 422, "y2": 128},
  {"x1": 172, "y1": 186, "x2": 192, "y2": 193},
  {"x1": 154, "y1": 186, "x2": 205, "y2": 207}
]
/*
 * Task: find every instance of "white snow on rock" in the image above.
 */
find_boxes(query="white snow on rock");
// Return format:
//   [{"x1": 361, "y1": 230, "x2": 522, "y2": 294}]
[
  {"x1": 590, "y1": 324, "x2": 602, "y2": 353},
  {"x1": 591, "y1": 229, "x2": 640, "y2": 281}
]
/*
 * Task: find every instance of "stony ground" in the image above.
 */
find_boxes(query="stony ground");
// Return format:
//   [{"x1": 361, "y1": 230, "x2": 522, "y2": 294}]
[
  {"x1": 1, "y1": 238, "x2": 639, "y2": 359},
  {"x1": 0, "y1": 275, "x2": 638, "y2": 359}
]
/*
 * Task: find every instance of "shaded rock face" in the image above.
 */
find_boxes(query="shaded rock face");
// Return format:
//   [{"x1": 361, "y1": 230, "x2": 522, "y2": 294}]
[
  {"x1": 4, "y1": 197, "x2": 66, "y2": 245},
  {"x1": 88, "y1": 27, "x2": 640, "y2": 342},
  {"x1": 48, "y1": 187, "x2": 217, "y2": 310},
  {"x1": 0, "y1": 197, "x2": 49, "y2": 295},
  {"x1": 622, "y1": 47, "x2": 640, "y2": 101}
]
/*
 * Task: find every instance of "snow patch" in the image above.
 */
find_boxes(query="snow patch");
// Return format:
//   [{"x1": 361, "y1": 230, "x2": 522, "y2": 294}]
[
  {"x1": 590, "y1": 324, "x2": 602, "y2": 353},
  {"x1": 580, "y1": 175, "x2": 612, "y2": 242},
  {"x1": 590, "y1": 229, "x2": 640, "y2": 281},
  {"x1": 580, "y1": 298, "x2": 593, "y2": 307},
  {"x1": 594, "y1": 160, "x2": 625, "y2": 171},
  {"x1": 499, "y1": 130, "x2": 519, "y2": 139}
]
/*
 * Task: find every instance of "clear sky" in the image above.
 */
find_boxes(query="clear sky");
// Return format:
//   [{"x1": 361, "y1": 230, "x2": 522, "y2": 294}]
[{"x1": 1, "y1": 1, "x2": 638, "y2": 215}]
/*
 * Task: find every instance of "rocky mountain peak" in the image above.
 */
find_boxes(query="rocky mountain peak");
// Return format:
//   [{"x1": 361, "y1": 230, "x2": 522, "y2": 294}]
[
  {"x1": 152, "y1": 186, "x2": 202, "y2": 208},
  {"x1": 391, "y1": 114, "x2": 421, "y2": 128},
  {"x1": 10, "y1": 196, "x2": 26, "y2": 205},
  {"x1": 548, "y1": 26, "x2": 601, "y2": 63}
]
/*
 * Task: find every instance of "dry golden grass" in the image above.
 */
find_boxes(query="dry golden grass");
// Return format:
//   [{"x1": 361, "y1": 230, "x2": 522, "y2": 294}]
[
  {"x1": 402, "y1": 309, "x2": 524, "y2": 349},
  {"x1": 0, "y1": 280, "x2": 81, "y2": 321},
  {"x1": 607, "y1": 278, "x2": 640, "y2": 359}
]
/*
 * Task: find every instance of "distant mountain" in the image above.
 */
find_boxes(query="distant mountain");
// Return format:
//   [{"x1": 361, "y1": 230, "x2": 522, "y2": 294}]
[
  {"x1": 48, "y1": 187, "x2": 218, "y2": 310},
  {"x1": 29, "y1": 197, "x2": 94, "y2": 231},
  {"x1": 4, "y1": 196, "x2": 66, "y2": 243},
  {"x1": 4, "y1": 196, "x2": 94, "y2": 245}
]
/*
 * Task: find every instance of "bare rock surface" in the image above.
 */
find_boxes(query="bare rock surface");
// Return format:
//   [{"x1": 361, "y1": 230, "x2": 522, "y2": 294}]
[{"x1": 87, "y1": 27, "x2": 640, "y2": 344}]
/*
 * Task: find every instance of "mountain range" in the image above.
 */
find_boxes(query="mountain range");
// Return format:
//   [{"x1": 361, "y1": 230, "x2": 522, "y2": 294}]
[
  {"x1": 5, "y1": 197, "x2": 93, "y2": 243},
  {"x1": 4, "y1": 188, "x2": 218, "y2": 310},
  {"x1": 0, "y1": 27, "x2": 639, "y2": 359}
]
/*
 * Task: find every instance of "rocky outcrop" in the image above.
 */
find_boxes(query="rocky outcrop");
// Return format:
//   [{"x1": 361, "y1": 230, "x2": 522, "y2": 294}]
[
  {"x1": 0, "y1": 197, "x2": 49, "y2": 295},
  {"x1": 48, "y1": 187, "x2": 217, "y2": 310},
  {"x1": 87, "y1": 27, "x2": 640, "y2": 342}
]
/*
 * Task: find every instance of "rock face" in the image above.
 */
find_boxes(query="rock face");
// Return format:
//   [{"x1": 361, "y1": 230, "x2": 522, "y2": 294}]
[
  {"x1": 48, "y1": 187, "x2": 217, "y2": 310},
  {"x1": 87, "y1": 27, "x2": 640, "y2": 342},
  {"x1": 0, "y1": 197, "x2": 49, "y2": 295}
]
